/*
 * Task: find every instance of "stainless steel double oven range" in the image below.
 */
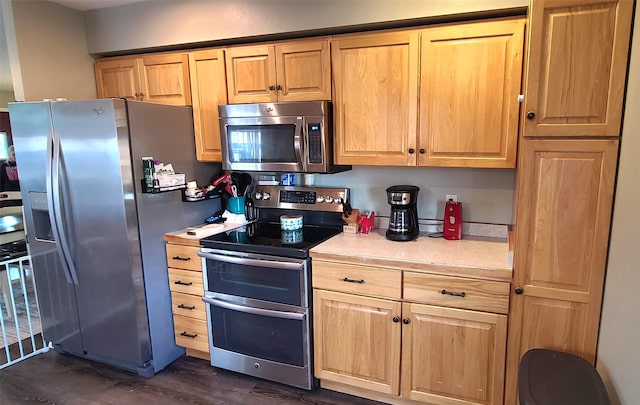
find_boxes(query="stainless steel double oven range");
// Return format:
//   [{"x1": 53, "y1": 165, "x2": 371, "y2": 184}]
[{"x1": 198, "y1": 185, "x2": 348, "y2": 390}]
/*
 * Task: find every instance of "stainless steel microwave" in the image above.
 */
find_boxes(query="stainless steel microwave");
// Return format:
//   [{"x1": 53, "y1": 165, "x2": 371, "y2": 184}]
[{"x1": 218, "y1": 101, "x2": 351, "y2": 174}]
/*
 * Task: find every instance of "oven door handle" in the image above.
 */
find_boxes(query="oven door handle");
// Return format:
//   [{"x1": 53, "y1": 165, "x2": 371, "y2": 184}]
[
  {"x1": 202, "y1": 297, "x2": 306, "y2": 320},
  {"x1": 198, "y1": 251, "x2": 304, "y2": 271}
]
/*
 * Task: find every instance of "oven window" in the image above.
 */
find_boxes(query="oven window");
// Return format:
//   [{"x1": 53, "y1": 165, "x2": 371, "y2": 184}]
[
  {"x1": 211, "y1": 305, "x2": 305, "y2": 367},
  {"x1": 227, "y1": 125, "x2": 296, "y2": 163},
  {"x1": 206, "y1": 258, "x2": 304, "y2": 306}
]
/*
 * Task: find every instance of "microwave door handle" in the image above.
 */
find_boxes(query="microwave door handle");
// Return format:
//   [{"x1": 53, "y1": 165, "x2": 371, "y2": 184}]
[
  {"x1": 202, "y1": 297, "x2": 306, "y2": 321},
  {"x1": 198, "y1": 251, "x2": 304, "y2": 271},
  {"x1": 293, "y1": 116, "x2": 304, "y2": 171}
]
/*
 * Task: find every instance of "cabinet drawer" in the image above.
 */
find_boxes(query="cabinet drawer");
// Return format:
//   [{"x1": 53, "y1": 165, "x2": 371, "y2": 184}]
[
  {"x1": 403, "y1": 272, "x2": 510, "y2": 314},
  {"x1": 312, "y1": 261, "x2": 401, "y2": 299},
  {"x1": 168, "y1": 268, "x2": 204, "y2": 295},
  {"x1": 170, "y1": 291, "x2": 206, "y2": 320},
  {"x1": 166, "y1": 244, "x2": 202, "y2": 271},
  {"x1": 173, "y1": 315, "x2": 209, "y2": 353}
]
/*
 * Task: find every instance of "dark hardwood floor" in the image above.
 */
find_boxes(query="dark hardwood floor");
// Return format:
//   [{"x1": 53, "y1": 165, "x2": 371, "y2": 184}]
[{"x1": 0, "y1": 350, "x2": 385, "y2": 405}]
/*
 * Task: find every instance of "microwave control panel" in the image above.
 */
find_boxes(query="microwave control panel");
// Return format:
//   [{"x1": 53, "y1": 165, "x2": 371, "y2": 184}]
[{"x1": 307, "y1": 123, "x2": 323, "y2": 164}]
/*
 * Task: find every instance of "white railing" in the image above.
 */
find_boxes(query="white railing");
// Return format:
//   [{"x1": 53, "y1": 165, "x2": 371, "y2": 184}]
[{"x1": 0, "y1": 255, "x2": 50, "y2": 369}]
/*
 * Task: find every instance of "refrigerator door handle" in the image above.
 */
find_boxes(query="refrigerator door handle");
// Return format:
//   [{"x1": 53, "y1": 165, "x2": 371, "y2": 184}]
[
  {"x1": 46, "y1": 130, "x2": 71, "y2": 284},
  {"x1": 47, "y1": 131, "x2": 79, "y2": 285}
]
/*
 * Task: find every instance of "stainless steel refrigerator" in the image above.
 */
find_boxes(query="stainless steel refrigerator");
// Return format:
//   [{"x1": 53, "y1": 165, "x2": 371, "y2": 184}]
[{"x1": 8, "y1": 99, "x2": 222, "y2": 376}]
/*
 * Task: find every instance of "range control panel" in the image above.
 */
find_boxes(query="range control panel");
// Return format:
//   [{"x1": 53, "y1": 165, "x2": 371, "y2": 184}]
[{"x1": 253, "y1": 185, "x2": 348, "y2": 212}]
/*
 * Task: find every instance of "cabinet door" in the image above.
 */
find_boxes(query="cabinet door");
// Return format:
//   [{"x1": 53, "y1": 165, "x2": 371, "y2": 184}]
[
  {"x1": 523, "y1": 0, "x2": 633, "y2": 137},
  {"x1": 95, "y1": 57, "x2": 142, "y2": 100},
  {"x1": 401, "y1": 302, "x2": 507, "y2": 405},
  {"x1": 332, "y1": 31, "x2": 419, "y2": 166},
  {"x1": 313, "y1": 289, "x2": 401, "y2": 395},
  {"x1": 140, "y1": 53, "x2": 191, "y2": 105},
  {"x1": 504, "y1": 139, "x2": 618, "y2": 405},
  {"x1": 275, "y1": 39, "x2": 331, "y2": 102},
  {"x1": 226, "y1": 45, "x2": 277, "y2": 103},
  {"x1": 189, "y1": 49, "x2": 228, "y2": 161},
  {"x1": 419, "y1": 18, "x2": 524, "y2": 168}
]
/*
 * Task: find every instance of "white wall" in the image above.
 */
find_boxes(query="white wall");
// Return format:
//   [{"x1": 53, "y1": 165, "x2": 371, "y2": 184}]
[
  {"x1": 10, "y1": 0, "x2": 96, "y2": 101},
  {"x1": 85, "y1": 0, "x2": 527, "y2": 54},
  {"x1": 596, "y1": 4, "x2": 640, "y2": 405}
]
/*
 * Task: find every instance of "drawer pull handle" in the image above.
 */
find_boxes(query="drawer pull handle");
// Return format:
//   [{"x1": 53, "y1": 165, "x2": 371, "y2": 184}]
[
  {"x1": 180, "y1": 331, "x2": 197, "y2": 339},
  {"x1": 174, "y1": 280, "x2": 193, "y2": 286},
  {"x1": 177, "y1": 304, "x2": 196, "y2": 310},
  {"x1": 173, "y1": 256, "x2": 191, "y2": 261},
  {"x1": 441, "y1": 289, "x2": 466, "y2": 297},
  {"x1": 342, "y1": 277, "x2": 365, "y2": 284}
]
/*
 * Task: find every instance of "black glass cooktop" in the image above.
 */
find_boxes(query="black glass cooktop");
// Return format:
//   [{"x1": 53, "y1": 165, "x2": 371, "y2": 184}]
[{"x1": 200, "y1": 221, "x2": 342, "y2": 259}]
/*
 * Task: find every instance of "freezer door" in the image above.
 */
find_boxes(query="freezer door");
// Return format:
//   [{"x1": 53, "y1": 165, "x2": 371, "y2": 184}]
[
  {"x1": 49, "y1": 100, "x2": 151, "y2": 371},
  {"x1": 8, "y1": 102, "x2": 83, "y2": 353}
]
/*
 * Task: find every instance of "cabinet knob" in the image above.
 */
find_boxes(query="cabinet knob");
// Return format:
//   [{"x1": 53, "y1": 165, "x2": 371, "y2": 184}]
[
  {"x1": 515, "y1": 287, "x2": 523, "y2": 295},
  {"x1": 526, "y1": 111, "x2": 535, "y2": 120},
  {"x1": 276, "y1": 84, "x2": 282, "y2": 91},
  {"x1": 402, "y1": 317, "x2": 410, "y2": 325},
  {"x1": 269, "y1": 85, "x2": 276, "y2": 91},
  {"x1": 419, "y1": 148, "x2": 425, "y2": 154},
  {"x1": 408, "y1": 148, "x2": 415, "y2": 154},
  {"x1": 393, "y1": 316, "x2": 400, "y2": 323}
]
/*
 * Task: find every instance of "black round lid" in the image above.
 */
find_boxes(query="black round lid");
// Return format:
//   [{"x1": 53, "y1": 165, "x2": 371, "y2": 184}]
[
  {"x1": 386, "y1": 185, "x2": 420, "y2": 193},
  {"x1": 518, "y1": 349, "x2": 610, "y2": 405}
]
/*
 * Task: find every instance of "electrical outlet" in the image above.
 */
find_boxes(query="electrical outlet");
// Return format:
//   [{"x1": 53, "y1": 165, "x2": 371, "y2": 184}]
[{"x1": 445, "y1": 194, "x2": 458, "y2": 202}]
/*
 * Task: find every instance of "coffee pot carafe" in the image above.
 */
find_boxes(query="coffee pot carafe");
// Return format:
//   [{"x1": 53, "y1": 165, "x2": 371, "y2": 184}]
[{"x1": 385, "y1": 185, "x2": 420, "y2": 242}]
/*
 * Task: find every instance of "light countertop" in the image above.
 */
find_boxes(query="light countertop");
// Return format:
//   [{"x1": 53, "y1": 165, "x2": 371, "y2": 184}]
[
  {"x1": 310, "y1": 229, "x2": 513, "y2": 282},
  {"x1": 163, "y1": 222, "x2": 248, "y2": 247}
]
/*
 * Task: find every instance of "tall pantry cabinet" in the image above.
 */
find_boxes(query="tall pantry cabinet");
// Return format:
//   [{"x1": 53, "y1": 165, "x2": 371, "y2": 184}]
[{"x1": 505, "y1": 1, "x2": 633, "y2": 405}]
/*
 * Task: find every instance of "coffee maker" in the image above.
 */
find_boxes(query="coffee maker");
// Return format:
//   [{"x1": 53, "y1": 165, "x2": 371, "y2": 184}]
[{"x1": 386, "y1": 185, "x2": 420, "y2": 241}]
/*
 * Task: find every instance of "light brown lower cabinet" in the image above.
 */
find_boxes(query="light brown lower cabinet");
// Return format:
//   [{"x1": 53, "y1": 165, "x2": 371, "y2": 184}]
[
  {"x1": 312, "y1": 260, "x2": 509, "y2": 405},
  {"x1": 314, "y1": 290, "x2": 402, "y2": 395},
  {"x1": 165, "y1": 242, "x2": 210, "y2": 360}
]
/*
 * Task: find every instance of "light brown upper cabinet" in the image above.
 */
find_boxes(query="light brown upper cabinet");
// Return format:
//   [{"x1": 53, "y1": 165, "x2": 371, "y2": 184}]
[
  {"x1": 332, "y1": 18, "x2": 525, "y2": 168},
  {"x1": 95, "y1": 53, "x2": 192, "y2": 106},
  {"x1": 522, "y1": 0, "x2": 633, "y2": 137},
  {"x1": 189, "y1": 49, "x2": 228, "y2": 161},
  {"x1": 95, "y1": 57, "x2": 140, "y2": 101},
  {"x1": 225, "y1": 39, "x2": 331, "y2": 103},
  {"x1": 419, "y1": 18, "x2": 525, "y2": 168},
  {"x1": 332, "y1": 31, "x2": 420, "y2": 166}
]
